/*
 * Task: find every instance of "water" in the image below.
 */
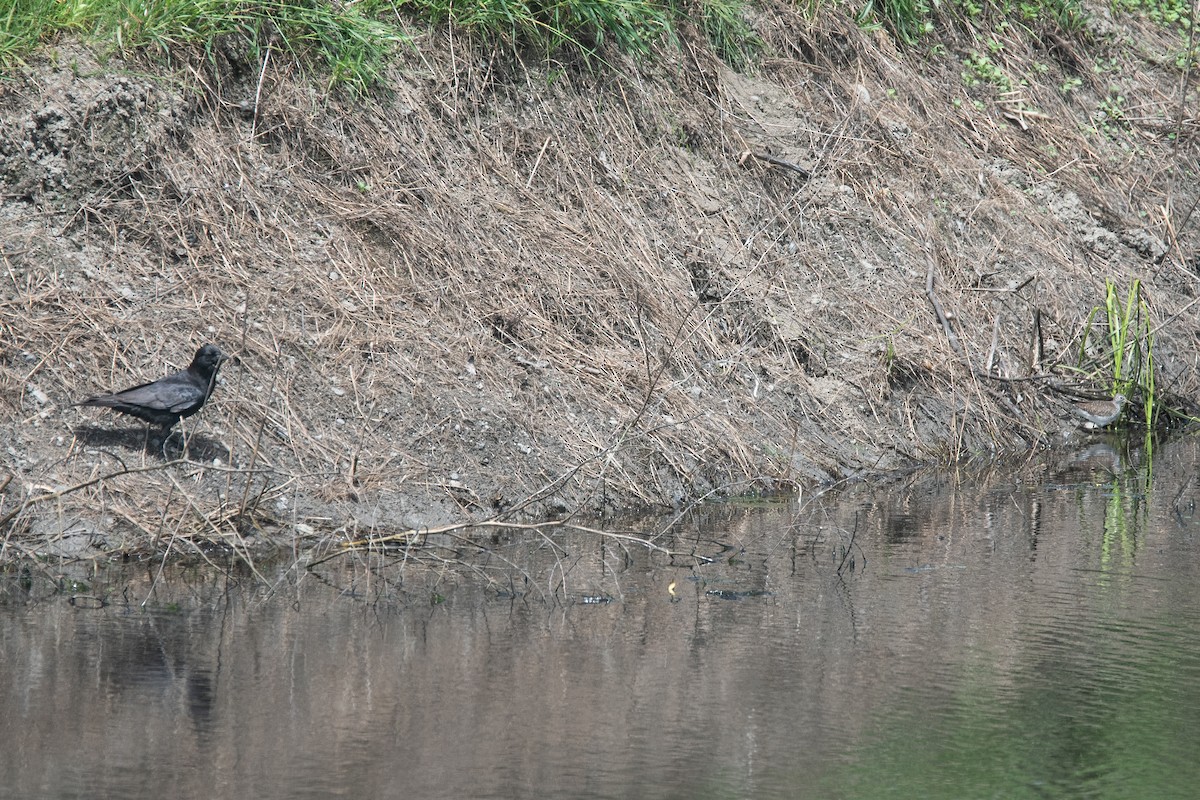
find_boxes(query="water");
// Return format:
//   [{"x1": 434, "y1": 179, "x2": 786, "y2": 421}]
[{"x1": 4, "y1": 438, "x2": 1200, "y2": 799}]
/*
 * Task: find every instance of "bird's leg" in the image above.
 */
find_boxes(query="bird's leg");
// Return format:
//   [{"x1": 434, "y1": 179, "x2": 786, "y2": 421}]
[
  {"x1": 140, "y1": 422, "x2": 155, "y2": 461},
  {"x1": 175, "y1": 418, "x2": 190, "y2": 459}
]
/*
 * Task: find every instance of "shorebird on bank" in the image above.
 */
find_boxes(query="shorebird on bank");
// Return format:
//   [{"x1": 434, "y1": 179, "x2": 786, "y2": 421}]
[{"x1": 1072, "y1": 393, "x2": 1127, "y2": 430}]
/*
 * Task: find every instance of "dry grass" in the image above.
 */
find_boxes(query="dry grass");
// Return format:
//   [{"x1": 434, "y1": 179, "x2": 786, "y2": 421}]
[{"x1": 2, "y1": 8, "x2": 1198, "y2": 568}]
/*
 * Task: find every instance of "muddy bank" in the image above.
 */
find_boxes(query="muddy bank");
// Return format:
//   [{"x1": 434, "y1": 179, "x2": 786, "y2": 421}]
[{"x1": 1, "y1": 6, "x2": 1198, "y2": 557}]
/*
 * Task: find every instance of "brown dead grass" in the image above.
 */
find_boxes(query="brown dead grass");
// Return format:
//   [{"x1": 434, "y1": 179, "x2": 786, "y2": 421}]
[{"x1": 1, "y1": 8, "x2": 1198, "y2": 565}]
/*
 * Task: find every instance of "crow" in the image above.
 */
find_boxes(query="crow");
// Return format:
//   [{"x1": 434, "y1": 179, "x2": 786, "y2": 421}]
[{"x1": 76, "y1": 344, "x2": 229, "y2": 431}]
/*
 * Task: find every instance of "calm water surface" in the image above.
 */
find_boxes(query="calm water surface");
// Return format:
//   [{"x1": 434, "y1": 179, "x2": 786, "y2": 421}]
[{"x1": 5, "y1": 438, "x2": 1200, "y2": 799}]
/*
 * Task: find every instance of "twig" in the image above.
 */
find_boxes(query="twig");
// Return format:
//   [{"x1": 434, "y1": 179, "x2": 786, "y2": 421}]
[
  {"x1": 925, "y1": 254, "x2": 962, "y2": 354},
  {"x1": 526, "y1": 136, "x2": 552, "y2": 188},
  {"x1": 237, "y1": 348, "x2": 280, "y2": 519},
  {"x1": 1031, "y1": 307, "x2": 1043, "y2": 373},
  {"x1": 250, "y1": 45, "x2": 271, "y2": 139},
  {"x1": 308, "y1": 517, "x2": 678, "y2": 569},
  {"x1": 836, "y1": 510, "x2": 864, "y2": 575},
  {"x1": 0, "y1": 460, "x2": 189, "y2": 531},
  {"x1": 739, "y1": 150, "x2": 812, "y2": 179},
  {"x1": 1150, "y1": 293, "x2": 1200, "y2": 338},
  {"x1": 986, "y1": 314, "x2": 1001, "y2": 375}
]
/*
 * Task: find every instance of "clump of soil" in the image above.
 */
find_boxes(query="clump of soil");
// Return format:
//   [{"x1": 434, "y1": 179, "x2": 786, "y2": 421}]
[{"x1": 1, "y1": 7, "x2": 1197, "y2": 559}]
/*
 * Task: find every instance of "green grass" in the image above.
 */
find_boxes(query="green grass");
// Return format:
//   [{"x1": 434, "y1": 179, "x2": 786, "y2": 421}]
[
  {"x1": 856, "y1": 0, "x2": 1095, "y2": 45},
  {"x1": 856, "y1": 0, "x2": 933, "y2": 45},
  {"x1": 0, "y1": 0, "x2": 761, "y2": 89},
  {"x1": 1, "y1": 0, "x2": 407, "y2": 92},
  {"x1": 1075, "y1": 279, "x2": 1159, "y2": 428},
  {"x1": 419, "y1": 0, "x2": 670, "y2": 57},
  {"x1": 0, "y1": 1, "x2": 70, "y2": 68},
  {"x1": 1113, "y1": 0, "x2": 1192, "y2": 30},
  {"x1": 6, "y1": 0, "x2": 1181, "y2": 91},
  {"x1": 693, "y1": 0, "x2": 761, "y2": 70}
]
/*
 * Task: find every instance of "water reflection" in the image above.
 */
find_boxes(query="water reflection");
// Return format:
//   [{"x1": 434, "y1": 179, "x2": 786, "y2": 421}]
[{"x1": 4, "y1": 438, "x2": 1200, "y2": 798}]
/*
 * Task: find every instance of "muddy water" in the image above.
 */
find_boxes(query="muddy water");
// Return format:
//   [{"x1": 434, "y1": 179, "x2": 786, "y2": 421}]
[{"x1": 5, "y1": 438, "x2": 1200, "y2": 799}]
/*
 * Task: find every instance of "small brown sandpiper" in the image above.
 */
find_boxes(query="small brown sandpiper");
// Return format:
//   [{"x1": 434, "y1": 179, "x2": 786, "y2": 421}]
[{"x1": 1072, "y1": 393, "x2": 1127, "y2": 429}]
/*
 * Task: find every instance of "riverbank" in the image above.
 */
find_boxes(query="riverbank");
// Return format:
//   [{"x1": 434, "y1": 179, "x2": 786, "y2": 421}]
[{"x1": 2, "y1": 2, "x2": 1197, "y2": 561}]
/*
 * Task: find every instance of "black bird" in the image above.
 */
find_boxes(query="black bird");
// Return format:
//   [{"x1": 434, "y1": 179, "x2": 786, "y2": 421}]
[{"x1": 76, "y1": 344, "x2": 229, "y2": 431}]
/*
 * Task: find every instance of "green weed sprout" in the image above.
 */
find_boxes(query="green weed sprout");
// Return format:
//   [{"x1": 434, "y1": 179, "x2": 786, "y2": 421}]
[{"x1": 1077, "y1": 278, "x2": 1157, "y2": 427}]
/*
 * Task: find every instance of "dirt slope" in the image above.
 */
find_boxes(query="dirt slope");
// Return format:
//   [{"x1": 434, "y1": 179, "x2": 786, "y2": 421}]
[{"x1": 1, "y1": 5, "x2": 1198, "y2": 554}]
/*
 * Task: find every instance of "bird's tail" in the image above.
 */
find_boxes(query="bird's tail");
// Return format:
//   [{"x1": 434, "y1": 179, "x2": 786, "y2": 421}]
[{"x1": 74, "y1": 395, "x2": 117, "y2": 408}]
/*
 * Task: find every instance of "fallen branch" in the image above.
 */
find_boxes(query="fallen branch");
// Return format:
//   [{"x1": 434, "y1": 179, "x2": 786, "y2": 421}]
[
  {"x1": 0, "y1": 459, "x2": 277, "y2": 534},
  {"x1": 738, "y1": 149, "x2": 812, "y2": 179},
  {"x1": 925, "y1": 254, "x2": 962, "y2": 354}
]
